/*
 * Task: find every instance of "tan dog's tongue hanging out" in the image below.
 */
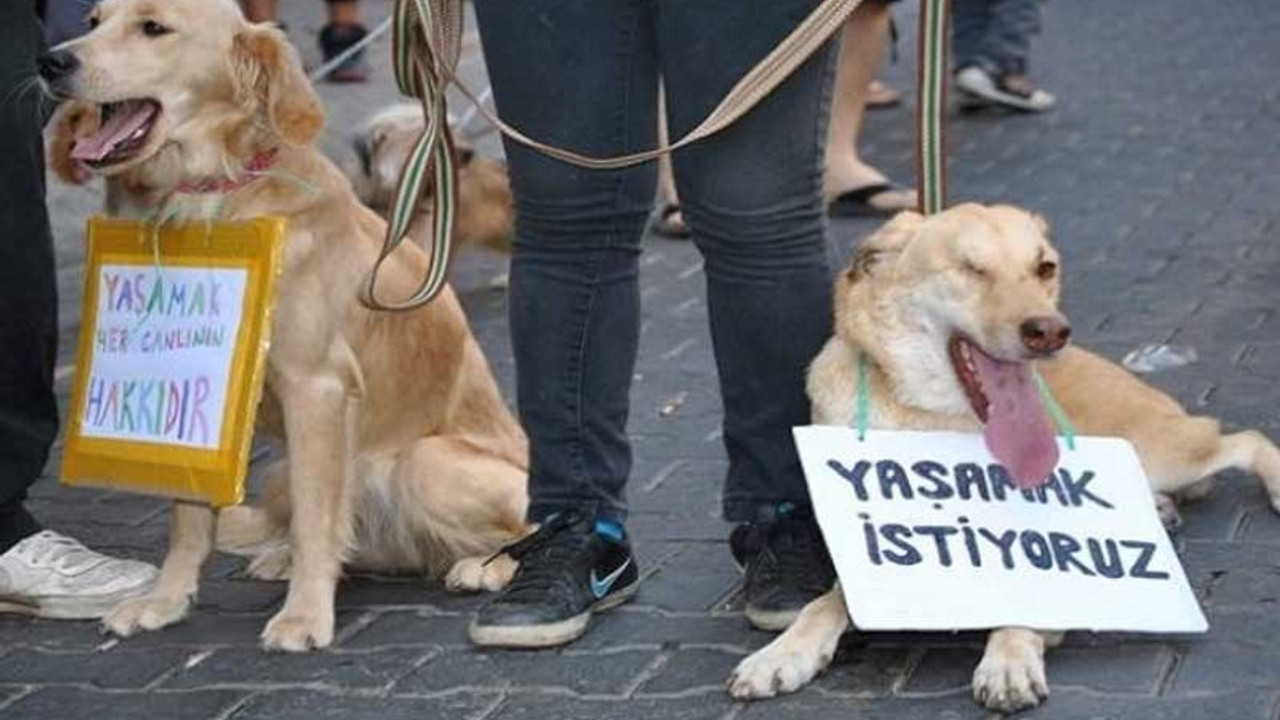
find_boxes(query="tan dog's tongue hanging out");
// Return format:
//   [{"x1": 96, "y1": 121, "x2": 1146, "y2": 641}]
[{"x1": 950, "y1": 336, "x2": 1059, "y2": 487}]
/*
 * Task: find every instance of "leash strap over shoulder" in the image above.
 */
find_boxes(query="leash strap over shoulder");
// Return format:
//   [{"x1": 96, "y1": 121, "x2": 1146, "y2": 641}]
[{"x1": 371, "y1": 0, "x2": 868, "y2": 311}]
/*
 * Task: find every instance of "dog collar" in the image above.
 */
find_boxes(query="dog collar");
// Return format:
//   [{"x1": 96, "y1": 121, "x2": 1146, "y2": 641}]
[{"x1": 174, "y1": 148, "x2": 280, "y2": 194}]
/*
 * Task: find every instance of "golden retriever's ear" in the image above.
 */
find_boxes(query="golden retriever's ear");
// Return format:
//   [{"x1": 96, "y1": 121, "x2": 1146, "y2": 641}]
[
  {"x1": 231, "y1": 24, "x2": 325, "y2": 146},
  {"x1": 846, "y1": 210, "x2": 922, "y2": 281}
]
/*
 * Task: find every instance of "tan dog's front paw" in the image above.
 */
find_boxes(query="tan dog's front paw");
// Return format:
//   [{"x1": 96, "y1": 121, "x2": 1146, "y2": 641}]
[
  {"x1": 103, "y1": 594, "x2": 192, "y2": 637},
  {"x1": 972, "y1": 639, "x2": 1049, "y2": 713},
  {"x1": 261, "y1": 609, "x2": 334, "y2": 652},
  {"x1": 445, "y1": 554, "x2": 517, "y2": 593},
  {"x1": 728, "y1": 643, "x2": 831, "y2": 700}
]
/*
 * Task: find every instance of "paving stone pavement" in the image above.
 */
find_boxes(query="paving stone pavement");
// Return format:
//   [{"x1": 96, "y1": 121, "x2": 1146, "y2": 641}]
[{"x1": 5, "y1": 0, "x2": 1280, "y2": 718}]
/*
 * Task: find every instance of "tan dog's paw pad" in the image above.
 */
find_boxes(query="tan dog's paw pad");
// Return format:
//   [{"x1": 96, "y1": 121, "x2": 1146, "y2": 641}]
[
  {"x1": 446, "y1": 554, "x2": 517, "y2": 593},
  {"x1": 261, "y1": 609, "x2": 334, "y2": 652},
  {"x1": 728, "y1": 645, "x2": 830, "y2": 700},
  {"x1": 103, "y1": 594, "x2": 192, "y2": 637},
  {"x1": 972, "y1": 645, "x2": 1049, "y2": 713}
]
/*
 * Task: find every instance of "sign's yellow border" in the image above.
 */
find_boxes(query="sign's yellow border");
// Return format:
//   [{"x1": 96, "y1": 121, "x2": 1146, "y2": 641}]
[{"x1": 61, "y1": 217, "x2": 285, "y2": 507}]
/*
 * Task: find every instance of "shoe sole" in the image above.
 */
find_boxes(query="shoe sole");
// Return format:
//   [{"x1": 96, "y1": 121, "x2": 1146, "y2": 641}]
[
  {"x1": 744, "y1": 604, "x2": 802, "y2": 632},
  {"x1": 955, "y1": 77, "x2": 1053, "y2": 113},
  {"x1": 0, "y1": 591, "x2": 141, "y2": 620},
  {"x1": 468, "y1": 579, "x2": 640, "y2": 649}
]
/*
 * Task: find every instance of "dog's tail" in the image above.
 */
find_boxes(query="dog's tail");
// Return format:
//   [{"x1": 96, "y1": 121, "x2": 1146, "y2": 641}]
[
  {"x1": 1242, "y1": 431, "x2": 1280, "y2": 513},
  {"x1": 1211, "y1": 430, "x2": 1280, "y2": 515},
  {"x1": 215, "y1": 506, "x2": 280, "y2": 555}
]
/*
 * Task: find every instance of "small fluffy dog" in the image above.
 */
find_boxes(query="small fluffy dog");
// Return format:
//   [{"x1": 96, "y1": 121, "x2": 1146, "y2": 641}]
[
  {"x1": 41, "y1": 0, "x2": 528, "y2": 652},
  {"x1": 729, "y1": 204, "x2": 1280, "y2": 711},
  {"x1": 345, "y1": 103, "x2": 514, "y2": 257}
]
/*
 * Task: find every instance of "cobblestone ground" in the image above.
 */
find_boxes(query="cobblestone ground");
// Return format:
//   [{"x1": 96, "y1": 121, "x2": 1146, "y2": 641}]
[{"x1": 5, "y1": 0, "x2": 1280, "y2": 718}]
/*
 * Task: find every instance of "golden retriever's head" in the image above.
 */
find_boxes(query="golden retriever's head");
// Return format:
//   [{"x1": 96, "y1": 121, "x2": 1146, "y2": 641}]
[{"x1": 37, "y1": 0, "x2": 323, "y2": 183}]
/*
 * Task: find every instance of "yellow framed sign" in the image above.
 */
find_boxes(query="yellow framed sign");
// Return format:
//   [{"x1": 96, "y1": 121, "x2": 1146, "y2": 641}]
[{"x1": 61, "y1": 217, "x2": 284, "y2": 506}]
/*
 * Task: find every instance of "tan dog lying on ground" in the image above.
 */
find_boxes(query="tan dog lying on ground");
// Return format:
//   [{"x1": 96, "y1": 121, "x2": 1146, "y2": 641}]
[
  {"x1": 345, "y1": 103, "x2": 514, "y2": 257},
  {"x1": 41, "y1": 0, "x2": 528, "y2": 652},
  {"x1": 728, "y1": 204, "x2": 1280, "y2": 711}
]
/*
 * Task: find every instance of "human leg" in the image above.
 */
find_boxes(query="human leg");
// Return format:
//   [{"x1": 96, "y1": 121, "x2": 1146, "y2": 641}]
[
  {"x1": 0, "y1": 0, "x2": 59, "y2": 555},
  {"x1": 467, "y1": 0, "x2": 658, "y2": 647},
  {"x1": 1, "y1": 4, "x2": 157, "y2": 620},
  {"x1": 823, "y1": 0, "x2": 916, "y2": 215}
]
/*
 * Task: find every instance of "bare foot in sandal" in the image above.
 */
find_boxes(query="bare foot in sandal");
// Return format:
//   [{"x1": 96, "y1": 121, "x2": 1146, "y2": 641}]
[{"x1": 824, "y1": 160, "x2": 917, "y2": 217}]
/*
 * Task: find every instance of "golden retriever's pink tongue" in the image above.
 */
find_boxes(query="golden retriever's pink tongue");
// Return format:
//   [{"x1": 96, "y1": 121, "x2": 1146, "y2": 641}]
[
  {"x1": 970, "y1": 349, "x2": 1059, "y2": 488},
  {"x1": 71, "y1": 101, "x2": 156, "y2": 161}
]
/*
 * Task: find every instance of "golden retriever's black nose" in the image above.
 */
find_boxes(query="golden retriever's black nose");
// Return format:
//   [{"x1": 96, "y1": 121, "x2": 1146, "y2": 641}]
[
  {"x1": 37, "y1": 50, "x2": 80, "y2": 85},
  {"x1": 1020, "y1": 316, "x2": 1071, "y2": 354}
]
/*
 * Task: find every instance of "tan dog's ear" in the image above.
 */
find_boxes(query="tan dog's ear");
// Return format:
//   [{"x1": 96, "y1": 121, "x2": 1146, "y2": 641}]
[
  {"x1": 847, "y1": 210, "x2": 923, "y2": 281},
  {"x1": 231, "y1": 24, "x2": 325, "y2": 146}
]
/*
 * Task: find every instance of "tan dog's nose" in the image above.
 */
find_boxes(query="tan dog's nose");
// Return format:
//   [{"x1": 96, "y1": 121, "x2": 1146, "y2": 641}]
[{"x1": 1020, "y1": 316, "x2": 1071, "y2": 354}]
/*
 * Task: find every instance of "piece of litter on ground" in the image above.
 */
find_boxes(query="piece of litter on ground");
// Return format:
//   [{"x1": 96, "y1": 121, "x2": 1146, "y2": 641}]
[
  {"x1": 183, "y1": 650, "x2": 213, "y2": 670},
  {"x1": 1122, "y1": 344, "x2": 1198, "y2": 373},
  {"x1": 660, "y1": 391, "x2": 689, "y2": 417}
]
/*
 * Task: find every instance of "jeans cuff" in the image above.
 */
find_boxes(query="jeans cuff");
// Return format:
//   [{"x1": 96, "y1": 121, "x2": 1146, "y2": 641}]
[
  {"x1": 956, "y1": 57, "x2": 1000, "y2": 77},
  {"x1": 526, "y1": 498, "x2": 628, "y2": 525},
  {"x1": 722, "y1": 496, "x2": 813, "y2": 524}
]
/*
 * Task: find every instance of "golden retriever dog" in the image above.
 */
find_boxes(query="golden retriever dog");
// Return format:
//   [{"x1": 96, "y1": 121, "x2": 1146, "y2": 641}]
[
  {"x1": 345, "y1": 103, "x2": 514, "y2": 257},
  {"x1": 728, "y1": 204, "x2": 1280, "y2": 711},
  {"x1": 40, "y1": 0, "x2": 529, "y2": 652}
]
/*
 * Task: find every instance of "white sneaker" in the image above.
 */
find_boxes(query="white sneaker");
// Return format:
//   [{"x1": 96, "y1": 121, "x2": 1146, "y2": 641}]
[
  {"x1": 0, "y1": 531, "x2": 159, "y2": 619},
  {"x1": 955, "y1": 66, "x2": 1056, "y2": 112}
]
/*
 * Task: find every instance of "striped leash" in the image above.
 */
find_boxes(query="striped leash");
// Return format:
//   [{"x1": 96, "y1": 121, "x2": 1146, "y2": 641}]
[
  {"x1": 915, "y1": 0, "x2": 949, "y2": 215},
  {"x1": 366, "y1": 0, "x2": 871, "y2": 311}
]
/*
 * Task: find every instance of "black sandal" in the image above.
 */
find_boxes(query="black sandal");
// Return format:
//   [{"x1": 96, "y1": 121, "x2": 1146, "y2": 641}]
[{"x1": 828, "y1": 183, "x2": 915, "y2": 218}]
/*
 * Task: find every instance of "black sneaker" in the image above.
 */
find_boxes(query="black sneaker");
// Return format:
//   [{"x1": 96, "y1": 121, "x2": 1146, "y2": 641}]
[
  {"x1": 318, "y1": 22, "x2": 369, "y2": 84},
  {"x1": 731, "y1": 504, "x2": 836, "y2": 631},
  {"x1": 469, "y1": 510, "x2": 639, "y2": 648}
]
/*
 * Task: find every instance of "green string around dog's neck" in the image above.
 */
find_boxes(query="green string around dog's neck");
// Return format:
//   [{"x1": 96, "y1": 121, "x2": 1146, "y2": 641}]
[
  {"x1": 855, "y1": 352, "x2": 870, "y2": 441},
  {"x1": 853, "y1": 352, "x2": 1077, "y2": 449},
  {"x1": 1033, "y1": 368, "x2": 1077, "y2": 450}
]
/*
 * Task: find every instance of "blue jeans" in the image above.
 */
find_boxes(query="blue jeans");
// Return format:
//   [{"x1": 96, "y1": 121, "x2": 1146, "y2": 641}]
[
  {"x1": 953, "y1": 0, "x2": 1044, "y2": 76},
  {"x1": 473, "y1": 0, "x2": 838, "y2": 524}
]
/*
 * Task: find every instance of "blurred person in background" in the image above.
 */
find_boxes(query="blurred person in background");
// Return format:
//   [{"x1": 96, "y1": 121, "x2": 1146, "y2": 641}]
[
  {"x1": 953, "y1": 0, "x2": 1055, "y2": 112},
  {"x1": 240, "y1": 0, "x2": 371, "y2": 83}
]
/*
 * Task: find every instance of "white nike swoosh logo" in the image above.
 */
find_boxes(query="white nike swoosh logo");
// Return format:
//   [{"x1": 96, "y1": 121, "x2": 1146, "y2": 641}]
[{"x1": 590, "y1": 558, "x2": 632, "y2": 599}]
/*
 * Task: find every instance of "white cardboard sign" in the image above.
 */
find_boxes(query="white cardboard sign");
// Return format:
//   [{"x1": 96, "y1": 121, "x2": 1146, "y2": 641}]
[
  {"x1": 79, "y1": 264, "x2": 249, "y2": 450},
  {"x1": 794, "y1": 426, "x2": 1208, "y2": 634}
]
